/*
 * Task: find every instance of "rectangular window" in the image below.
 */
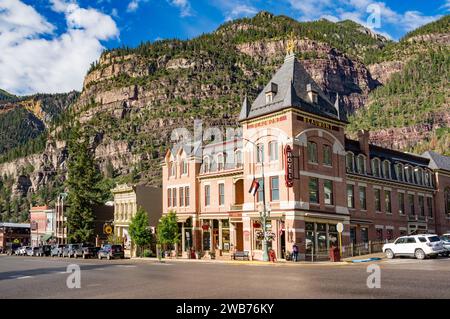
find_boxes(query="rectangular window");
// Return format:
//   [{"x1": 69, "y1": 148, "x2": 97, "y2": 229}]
[
  {"x1": 179, "y1": 187, "x2": 184, "y2": 207},
  {"x1": 269, "y1": 141, "x2": 278, "y2": 161},
  {"x1": 374, "y1": 189, "x2": 381, "y2": 211},
  {"x1": 359, "y1": 186, "x2": 367, "y2": 210},
  {"x1": 204, "y1": 185, "x2": 210, "y2": 206},
  {"x1": 408, "y1": 194, "x2": 415, "y2": 216},
  {"x1": 376, "y1": 228, "x2": 383, "y2": 241},
  {"x1": 323, "y1": 145, "x2": 332, "y2": 166},
  {"x1": 347, "y1": 185, "x2": 354, "y2": 208},
  {"x1": 185, "y1": 186, "x2": 190, "y2": 206},
  {"x1": 427, "y1": 197, "x2": 433, "y2": 218},
  {"x1": 309, "y1": 178, "x2": 319, "y2": 204},
  {"x1": 307, "y1": 141, "x2": 318, "y2": 163},
  {"x1": 256, "y1": 144, "x2": 264, "y2": 163},
  {"x1": 270, "y1": 177, "x2": 279, "y2": 201},
  {"x1": 172, "y1": 188, "x2": 177, "y2": 207},
  {"x1": 182, "y1": 161, "x2": 188, "y2": 175},
  {"x1": 324, "y1": 180, "x2": 333, "y2": 205},
  {"x1": 398, "y1": 193, "x2": 405, "y2": 215},
  {"x1": 361, "y1": 227, "x2": 369, "y2": 243},
  {"x1": 419, "y1": 195, "x2": 425, "y2": 217},
  {"x1": 167, "y1": 188, "x2": 172, "y2": 207},
  {"x1": 219, "y1": 183, "x2": 225, "y2": 206},
  {"x1": 257, "y1": 178, "x2": 264, "y2": 203},
  {"x1": 385, "y1": 190, "x2": 391, "y2": 213}
]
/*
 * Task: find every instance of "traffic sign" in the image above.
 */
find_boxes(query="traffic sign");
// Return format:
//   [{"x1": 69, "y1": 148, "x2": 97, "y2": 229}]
[{"x1": 337, "y1": 222, "x2": 344, "y2": 233}]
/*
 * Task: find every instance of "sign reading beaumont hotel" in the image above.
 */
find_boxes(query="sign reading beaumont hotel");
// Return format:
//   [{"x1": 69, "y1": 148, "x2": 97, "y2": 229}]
[{"x1": 161, "y1": 46, "x2": 450, "y2": 261}]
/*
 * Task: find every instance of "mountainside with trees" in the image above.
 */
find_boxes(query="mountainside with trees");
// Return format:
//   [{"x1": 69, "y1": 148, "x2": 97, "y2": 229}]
[{"x1": 0, "y1": 12, "x2": 448, "y2": 223}]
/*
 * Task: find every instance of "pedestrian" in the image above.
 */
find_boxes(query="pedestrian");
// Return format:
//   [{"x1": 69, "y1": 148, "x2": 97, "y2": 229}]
[
  {"x1": 292, "y1": 243, "x2": 299, "y2": 262},
  {"x1": 269, "y1": 249, "x2": 277, "y2": 263}
]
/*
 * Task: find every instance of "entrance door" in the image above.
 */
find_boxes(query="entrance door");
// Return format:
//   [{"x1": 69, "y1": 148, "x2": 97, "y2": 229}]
[
  {"x1": 280, "y1": 230, "x2": 286, "y2": 259},
  {"x1": 235, "y1": 223, "x2": 243, "y2": 251}
]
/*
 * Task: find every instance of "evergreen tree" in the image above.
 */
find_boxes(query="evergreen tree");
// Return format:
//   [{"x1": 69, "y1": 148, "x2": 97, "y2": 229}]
[
  {"x1": 65, "y1": 123, "x2": 103, "y2": 243},
  {"x1": 129, "y1": 206, "x2": 153, "y2": 257}
]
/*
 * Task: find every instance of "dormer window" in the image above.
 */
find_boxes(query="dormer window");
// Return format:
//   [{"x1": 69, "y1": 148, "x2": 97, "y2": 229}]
[
  {"x1": 265, "y1": 82, "x2": 278, "y2": 104},
  {"x1": 307, "y1": 84, "x2": 318, "y2": 104}
]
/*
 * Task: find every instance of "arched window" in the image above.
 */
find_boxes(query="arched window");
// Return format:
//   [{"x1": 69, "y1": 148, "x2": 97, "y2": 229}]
[
  {"x1": 169, "y1": 161, "x2": 176, "y2": 177},
  {"x1": 395, "y1": 163, "x2": 404, "y2": 182},
  {"x1": 346, "y1": 152, "x2": 355, "y2": 172},
  {"x1": 307, "y1": 141, "x2": 317, "y2": 163},
  {"x1": 203, "y1": 156, "x2": 210, "y2": 173},
  {"x1": 371, "y1": 158, "x2": 381, "y2": 177},
  {"x1": 235, "y1": 150, "x2": 243, "y2": 168},
  {"x1": 382, "y1": 160, "x2": 391, "y2": 179},
  {"x1": 357, "y1": 154, "x2": 366, "y2": 174},
  {"x1": 217, "y1": 153, "x2": 225, "y2": 171},
  {"x1": 415, "y1": 167, "x2": 423, "y2": 185},
  {"x1": 446, "y1": 188, "x2": 450, "y2": 216},
  {"x1": 405, "y1": 165, "x2": 413, "y2": 183},
  {"x1": 268, "y1": 141, "x2": 278, "y2": 161}
]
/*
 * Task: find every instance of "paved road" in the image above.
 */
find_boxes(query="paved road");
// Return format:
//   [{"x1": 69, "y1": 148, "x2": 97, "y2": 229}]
[{"x1": 1, "y1": 255, "x2": 450, "y2": 298}]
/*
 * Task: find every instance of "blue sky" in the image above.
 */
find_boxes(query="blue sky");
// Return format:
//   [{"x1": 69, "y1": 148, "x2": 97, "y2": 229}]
[{"x1": 1, "y1": 0, "x2": 449, "y2": 95}]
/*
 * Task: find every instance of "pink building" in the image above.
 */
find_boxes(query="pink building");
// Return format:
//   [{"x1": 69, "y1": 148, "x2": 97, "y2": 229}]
[{"x1": 162, "y1": 50, "x2": 450, "y2": 261}]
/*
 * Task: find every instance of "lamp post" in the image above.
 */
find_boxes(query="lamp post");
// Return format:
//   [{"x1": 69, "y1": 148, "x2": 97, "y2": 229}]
[{"x1": 242, "y1": 136, "x2": 274, "y2": 262}]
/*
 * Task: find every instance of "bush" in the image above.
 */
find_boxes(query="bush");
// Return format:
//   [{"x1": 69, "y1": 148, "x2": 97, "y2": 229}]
[{"x1": 143, "y1": 249, "x2": 153, "y2": 258}]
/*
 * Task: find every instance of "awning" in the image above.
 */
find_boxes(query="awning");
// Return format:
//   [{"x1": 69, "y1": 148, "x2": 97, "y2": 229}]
[{"x1": 42, "y1": 234, "x2": 53, "y2": 242}]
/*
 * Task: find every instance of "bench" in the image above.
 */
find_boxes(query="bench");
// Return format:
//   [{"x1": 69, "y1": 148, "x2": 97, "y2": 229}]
[{"x1": 231, "y1": 251, "x2": 250, "y2": 261}]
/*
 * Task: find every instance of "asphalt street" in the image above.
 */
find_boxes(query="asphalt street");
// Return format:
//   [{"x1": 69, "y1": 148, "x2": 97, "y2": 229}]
[{"x1": 1, "y1": 255, "x2": 450, "y2": 298}]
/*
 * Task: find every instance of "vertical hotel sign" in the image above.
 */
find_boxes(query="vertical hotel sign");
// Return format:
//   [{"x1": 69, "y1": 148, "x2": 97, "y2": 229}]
[{"x1": 284, "y1": 145, "x2": 294, "y2": 187}]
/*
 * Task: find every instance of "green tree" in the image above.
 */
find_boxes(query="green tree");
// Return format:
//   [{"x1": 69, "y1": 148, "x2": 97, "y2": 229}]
[
  {"x1": 65, "y1": 123, "x2": 103, "y2": 243},
  {"x1": 156, "y1": 211, "x2": 180, "y2": 250},
  {"x1": 129, "y1": 206, "x2": 153, "y2": 257}
]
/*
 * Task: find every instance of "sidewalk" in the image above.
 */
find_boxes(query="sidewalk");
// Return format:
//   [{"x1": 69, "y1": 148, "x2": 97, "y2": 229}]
[{"x1": 131, "y1": 256, "x2": 351, "y2": 266}]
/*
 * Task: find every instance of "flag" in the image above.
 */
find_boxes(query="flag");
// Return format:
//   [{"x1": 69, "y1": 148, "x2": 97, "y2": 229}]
[{"x1": 248, "y1": 178, "x2": 259, "y2": 196}]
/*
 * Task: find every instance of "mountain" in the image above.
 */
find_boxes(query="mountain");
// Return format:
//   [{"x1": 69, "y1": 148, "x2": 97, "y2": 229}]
[
  {"x1": 0, "y1": 92, "x2": 79, "y2": 158},
  {"x1": 0, "y1": 89, "x2": 17, "y2": 102},
  {"x1": 348, "y1": 15, "x2": 450, "y2": 155},
  {"x1": 0, "y1": 11, "x2": 448, "y2": 223}
]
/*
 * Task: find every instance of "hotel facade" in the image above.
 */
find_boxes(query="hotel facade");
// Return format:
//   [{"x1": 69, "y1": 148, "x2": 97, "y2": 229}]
[{"x1": 161, "y1": 50, "x2": 450, "y2": 261}]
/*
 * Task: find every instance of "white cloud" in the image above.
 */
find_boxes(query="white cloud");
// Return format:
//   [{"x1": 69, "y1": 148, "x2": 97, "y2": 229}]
[
  {"x1": 288, "y1": 0, "x2": 442, "y2": 39},
  {"x1": 127, "y1": 0, "x2": 139, "y2": 12},
  {"x1": 168, "y1": 0, "x2": 193, "y2": 17},
  {"x1": 210, "y1": 0, "x2": 258, "y2": 21},
  {"x1": 0, "y1": 0, "x2": 119, "y2": 95}
]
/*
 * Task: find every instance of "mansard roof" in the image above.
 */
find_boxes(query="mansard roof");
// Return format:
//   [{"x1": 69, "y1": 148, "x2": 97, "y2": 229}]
[
  {"x1": 239, "y1": 53, "x2": 341, "y2": 122},
  {"x1": 345, "y1": 138, "x2": 430, "y2": 167},
  {"x1": 422, "y1": 151, "x2": 450, "y2": 171}
]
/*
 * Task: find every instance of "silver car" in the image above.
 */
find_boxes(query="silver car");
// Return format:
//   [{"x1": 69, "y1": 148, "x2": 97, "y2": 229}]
[{"x1": 440, "y1": 234, "x2": 450, "y2": 256}]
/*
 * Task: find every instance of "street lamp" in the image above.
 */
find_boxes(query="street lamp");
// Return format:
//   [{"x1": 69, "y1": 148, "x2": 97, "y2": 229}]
[{"x1": 242, "y1": 136, "x2": 276, "y2": 262}]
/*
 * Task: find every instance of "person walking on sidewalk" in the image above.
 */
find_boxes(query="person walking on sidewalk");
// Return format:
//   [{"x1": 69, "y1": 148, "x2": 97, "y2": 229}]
[{"x1": 292, "y1": 243, "x2": 299, "y2": 262}]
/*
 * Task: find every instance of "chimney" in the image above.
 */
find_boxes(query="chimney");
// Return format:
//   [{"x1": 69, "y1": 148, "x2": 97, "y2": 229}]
[
  {"x1": 358, "y1": 129, "x2": 371, "y2": 174},
  {"x1": 357, "y1": 129, "x2": 370, "y2": 156}
]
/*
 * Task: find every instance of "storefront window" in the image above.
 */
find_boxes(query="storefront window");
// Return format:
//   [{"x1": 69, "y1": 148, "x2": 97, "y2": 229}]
[
  {"x1": 316, "y1": 223, "x2": 327, "y2": 252},
  {"x1": 203, "y1": 231, "x2": 211, "y2": 251},
  {"x1": 361, "y1": 227, "x2": 368, "y2": 243},
  {"x1": 327, "y1": 224, "x2": 338, "y2": 248},
  {"x1": 221, "y1": 219, "x2": 230, "y2": 252}
]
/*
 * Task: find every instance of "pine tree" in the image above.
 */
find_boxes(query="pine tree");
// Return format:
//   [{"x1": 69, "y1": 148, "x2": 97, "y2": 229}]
[{"x1": 65, "y1": 123, "x2": 103, "y2": 243}]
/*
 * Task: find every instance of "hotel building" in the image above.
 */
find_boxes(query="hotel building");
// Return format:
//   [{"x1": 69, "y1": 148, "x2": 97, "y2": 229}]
[{"x1": 161, "y1": 49, "x2": 450, "y2": 261}]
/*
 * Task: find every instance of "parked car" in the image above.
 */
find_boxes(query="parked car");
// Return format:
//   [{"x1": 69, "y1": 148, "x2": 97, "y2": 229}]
[
  {"x1": 17, "y1": 246, "x2": 29, "y2": 256},
  {"x1": 81, "y1": 245, "x2": 100, "y2": 259},
  {"x1": 98, "y1": 244, "x2": 124, "y2": 260},
  {"x1": 383, "y1": 234, "x2": 446, "y2": 260},
  {"x1": 62, "y1": 244, "x2": 82, "y2": 258},
  {"x1": 440, "y1": 234, "x2": 450, "y2": 256},
  {"x1": 34, "y1": 245, "x2": 52, "y2": 257},
  {"x1": 51, "y1": 244, "x2": 65, "y2": 257},
  {"x1": 26, "y1": 247, "x2": 36, "y2": 256},
  {"x1": 6, "y1": 243, "x2": 20, "y2": 256}
]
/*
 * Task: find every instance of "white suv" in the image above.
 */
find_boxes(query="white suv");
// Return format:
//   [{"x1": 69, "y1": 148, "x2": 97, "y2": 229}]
[{"x1": 383, "y1": 234, "x2": 446, "y2": 260}]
